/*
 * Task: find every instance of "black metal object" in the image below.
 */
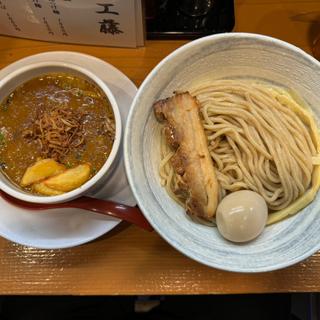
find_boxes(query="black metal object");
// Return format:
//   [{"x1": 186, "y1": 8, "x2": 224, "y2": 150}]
[{"x1": 146, "y1": 0, "x2": 235, "y2": 40}]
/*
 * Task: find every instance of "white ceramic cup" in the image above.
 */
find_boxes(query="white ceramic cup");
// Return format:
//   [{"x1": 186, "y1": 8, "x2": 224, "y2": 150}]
[{"x1": 0, "y1": 61, "x2": 122, "y2": 204}]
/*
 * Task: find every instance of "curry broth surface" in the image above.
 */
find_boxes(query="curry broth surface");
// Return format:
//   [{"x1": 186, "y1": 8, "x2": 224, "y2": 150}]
[{"x1": 0, "y1": 73, "x2": 115, "y2": 192}]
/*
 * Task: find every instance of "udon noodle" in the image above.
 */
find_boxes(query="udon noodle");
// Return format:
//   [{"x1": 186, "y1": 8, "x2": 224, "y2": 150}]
[{"x1": 159, "y1": 80, "x2": 320, "y2": 225}]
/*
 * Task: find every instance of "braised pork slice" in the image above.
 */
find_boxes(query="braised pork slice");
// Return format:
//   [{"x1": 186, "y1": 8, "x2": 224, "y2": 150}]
[{"x1": 154, "y1": 92, "x2": 219, "y2": 220}]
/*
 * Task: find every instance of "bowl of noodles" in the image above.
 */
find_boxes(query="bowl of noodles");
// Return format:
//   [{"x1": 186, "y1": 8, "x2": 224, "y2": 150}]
[{"x1": 124, "y1": 33, "x2": 320, "y2": 272}]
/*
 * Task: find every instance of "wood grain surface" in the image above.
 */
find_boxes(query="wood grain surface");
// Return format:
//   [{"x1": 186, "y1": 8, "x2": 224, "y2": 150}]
[{"x1": 0, "y1": 0, "x2": 319, "y2": 294}]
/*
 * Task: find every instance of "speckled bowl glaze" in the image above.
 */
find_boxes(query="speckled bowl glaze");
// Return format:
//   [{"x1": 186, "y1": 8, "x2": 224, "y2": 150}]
[{"x1": 124, "y1": 33, "x2": 320, "y2": 272}]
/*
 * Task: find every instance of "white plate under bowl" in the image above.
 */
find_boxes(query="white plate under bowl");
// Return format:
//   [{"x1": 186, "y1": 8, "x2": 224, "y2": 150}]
[
  {"x1": 124, "y1": 33, "x2": 320, "y2": 273},
  {"x1": 0, "y1": 51, "x2": 137, "y2": 249}
]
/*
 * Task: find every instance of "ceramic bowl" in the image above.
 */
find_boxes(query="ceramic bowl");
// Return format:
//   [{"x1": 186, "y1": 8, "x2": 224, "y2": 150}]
[
  {"x1": 0, "y1": 61, "x2": 122, "y2": 204},
  {"x1": 124, "y1": 33, "x2": 320, "y2": 272}
]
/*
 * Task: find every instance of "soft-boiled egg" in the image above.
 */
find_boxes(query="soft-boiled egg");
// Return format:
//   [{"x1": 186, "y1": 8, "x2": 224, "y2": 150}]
[{"x1": 216, "y1": 190, "x2": 268, "y2": 242}]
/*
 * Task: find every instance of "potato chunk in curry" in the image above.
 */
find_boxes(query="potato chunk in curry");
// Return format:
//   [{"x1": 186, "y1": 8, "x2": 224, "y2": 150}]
[{"x1": 21, "y1": 158, "x2": 65, "y2": 187}]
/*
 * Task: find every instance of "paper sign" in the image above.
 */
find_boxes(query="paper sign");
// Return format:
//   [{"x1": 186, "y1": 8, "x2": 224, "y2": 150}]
[{"x1": 0, "y1": 0, "x2": 144, "y2": 47}]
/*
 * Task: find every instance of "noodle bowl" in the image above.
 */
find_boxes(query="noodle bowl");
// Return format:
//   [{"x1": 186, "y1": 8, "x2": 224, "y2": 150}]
[{"x1": 125, "y1": 32, "x2": 320, "y2": 270}]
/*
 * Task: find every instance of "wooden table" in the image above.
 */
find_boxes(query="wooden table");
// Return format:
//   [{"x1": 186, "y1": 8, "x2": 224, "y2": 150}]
[{"x1": 0, "y1": 0, "x2": 320, "y2": 295}]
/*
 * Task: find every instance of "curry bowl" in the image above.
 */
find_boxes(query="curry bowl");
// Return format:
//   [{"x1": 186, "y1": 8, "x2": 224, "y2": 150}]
[
  {"x1": 124, "y1": 33, "x2": 320, "y2": 272},
  {"x1": 0, "y1": 61, "x2": 122, "y2": 204}
]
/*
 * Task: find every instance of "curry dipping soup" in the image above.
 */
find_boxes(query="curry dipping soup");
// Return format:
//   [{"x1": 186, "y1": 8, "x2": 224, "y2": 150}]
[{"x1": 0, "y1": 72, "x2": 116, "y2": 195}]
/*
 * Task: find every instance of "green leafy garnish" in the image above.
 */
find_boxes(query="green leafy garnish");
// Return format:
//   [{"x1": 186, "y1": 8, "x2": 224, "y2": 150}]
[
  {"x1": 75, "y1": 152, "x2": 82, "y2": 160},
  {"x1": 0, "y1": 132, "x2": 5, "y2": 145},
  {"x1": 64, "y1": 162, "x2": 72, "y2": 169},
  {"x1": 0, "y1": 162, "x2": 7, "y2": 170},
  {"x1": 83, "y1": 90, "x2": 100, "y2": 99},
  {"x1": 1, "y1": 93, "x2": 14, "y2": 111},
  {"x1": 70, "y1": 88, "x2": 83, "y2": 98},
  {"x1": 59, "y1": 82, "x2": 71, "y2": 91}
]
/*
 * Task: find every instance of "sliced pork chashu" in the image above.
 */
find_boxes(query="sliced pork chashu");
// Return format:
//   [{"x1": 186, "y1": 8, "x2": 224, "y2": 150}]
[{"x1": 154, "y1": 92, "x2": 219, "y2": 220}]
